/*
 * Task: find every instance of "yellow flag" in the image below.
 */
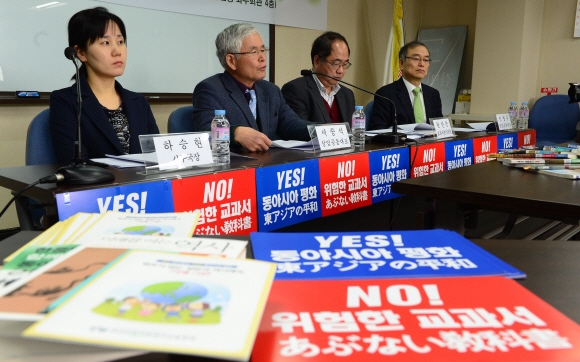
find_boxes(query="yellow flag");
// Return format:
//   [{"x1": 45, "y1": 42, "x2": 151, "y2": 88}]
[{"x1": 392, "y1": 0, "x2": 404, "y2": 82}]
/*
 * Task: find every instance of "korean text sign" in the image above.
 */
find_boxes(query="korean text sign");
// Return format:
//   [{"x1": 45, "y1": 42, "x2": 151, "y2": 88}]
[
  {"x1": 172, "y1": 168, "x2": 257, "y2": 235},
  {"x1": 252, "y1": 276, "x2": 580, "y2": 361},
  {"x1": 368, "y1": 147, "x2": 410, "y2": 203},
  {"x1": 250, "y1": 230, "x2": 524, "y2": 280},
  {"x1": 472, "y1": 135, "x2": 498, "y2": 164},
  {"x1": 255, "y1": 160, "x2": 322, "y2": 231},
  {"x1": 444, "y1": 139, "x2": 473, "y2": 171},
  {"x1": 409, "y1": 142, "x2": 446, "y2": 178},
  {"x1": 318, "y1": 153, "x2": 371, "y2": 217},
  {"x1": 56, "y1": 180, "x2": 174, "y2": 220}
]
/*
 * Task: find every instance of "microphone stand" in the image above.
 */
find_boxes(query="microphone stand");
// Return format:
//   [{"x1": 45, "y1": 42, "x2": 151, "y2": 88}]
[
  {"x1": 58, "y1": 48, "x2": 115, "y2": 185},
  {"x1": 302, "y1": 70, "x2": 406, "y2": 144}
]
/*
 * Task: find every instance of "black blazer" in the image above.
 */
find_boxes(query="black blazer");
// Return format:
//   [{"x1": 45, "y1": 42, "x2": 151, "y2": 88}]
[
  {"x1": 368, "y1": 77, "x2": 443, "y2": 130},
  {"x1": 281, "y1": 75, "x2": 355, "y2": 124},
  {"x1": 49, "y1": 75, "x2": 159, "y2": 163}
]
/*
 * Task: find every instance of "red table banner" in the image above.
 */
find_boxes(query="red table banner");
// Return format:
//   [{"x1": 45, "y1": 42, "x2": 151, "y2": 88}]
[
  {"x1": 518, "y1": 130, "x2": 536, "y2": 148},
  {"x1": 472, "y1": 136, "x2": 498, "y2": 164},
  {"x1": 172, "y1": 168, "x2": 257, "y2": 235},
  {"x1": 318, "y1": 153, "x2": 372, "y2": 217},
  {"x1": 409, "y1": 142, "x2": 446, "y2": 178}
]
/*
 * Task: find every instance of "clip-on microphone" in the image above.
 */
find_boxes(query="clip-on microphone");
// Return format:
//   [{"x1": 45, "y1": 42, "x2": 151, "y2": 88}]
[
  {"x1": 300, "y1": 69, "x2": 406, "y2": 144},
  {"x1": 56, "y1": 47, "x2": 115, "y2": 185}
]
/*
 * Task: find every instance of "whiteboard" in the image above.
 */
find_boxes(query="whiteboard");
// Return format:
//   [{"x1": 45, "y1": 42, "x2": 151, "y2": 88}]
[
  {"x1": 418, "y1": 26, "x2": 467, "y2": 116},
  {"x1": 0, "y1": 0, "x2": 269, "y2": 93}
]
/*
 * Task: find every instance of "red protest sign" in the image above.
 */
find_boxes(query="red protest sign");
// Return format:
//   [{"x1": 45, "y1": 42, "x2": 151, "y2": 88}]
[
  {"x1": 518, "y1": 130, "x2": 536, "y2": 148},
  {"x1": 253, "y1": 276, "x2": 580, "y2": 361},
  {"x1": 472, "y1": 136, "x2": 498, "y2": 164},
  {"x1": 409, "y1": 142, "x2": 446, "y2": 178},
  {"x1": 318, "y1": 153, "x2": 371, "y2": 217},
  {"x1": 172, "y1": 168, "x2": 257, "y2": 235}
]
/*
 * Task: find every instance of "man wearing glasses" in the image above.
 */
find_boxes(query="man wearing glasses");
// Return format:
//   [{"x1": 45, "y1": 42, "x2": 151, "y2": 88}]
[
  {"x1": 368, "y1": 41, "x2": 442, "y2": 130},
  {"x1": 281, "y1": 32, "x2": 355, "y2": 125},
  {"x1": 193, "y1": 23, "x2": 313, "y2": 152}
]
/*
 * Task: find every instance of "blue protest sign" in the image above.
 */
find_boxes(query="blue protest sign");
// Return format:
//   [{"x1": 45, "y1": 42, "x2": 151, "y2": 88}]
[
  {"x1": 497, "y1": 132, "x2": 518, "y2": 151},
  {"x1": 444, "y1": 138, "x2": 474, "y2": 170},
  {"x1": 251, "y1": 230, "x2": 525, "y2": 280},
  {"x1": 56, "y1": 180, "x2": 175, "y2": 220},
  {"x1": 255, "y1": 159, "x2": 322, "y2": 231},
  {"x1": 368, "y1": 147, "x2": 409, "y2": 202}
]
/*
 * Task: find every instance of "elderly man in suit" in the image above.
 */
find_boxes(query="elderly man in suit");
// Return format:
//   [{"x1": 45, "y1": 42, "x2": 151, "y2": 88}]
[
  {"x1": 192, "y1": 23, "x2": 313, "y2": 152},
  {"x1": 281, "y1": 32, "x2": 355, "y2": 124},
  {"x1": 368, "y1": 41, "x2": 443, "y2": 130}
]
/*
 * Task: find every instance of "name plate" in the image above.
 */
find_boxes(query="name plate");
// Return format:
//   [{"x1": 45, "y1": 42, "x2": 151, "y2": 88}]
[
  {"x1": 315, "y1": 123, "x2": 351, "y2": 151},
  {"x1": 431, "y1": 117, "x2": 454, "y2": 139},
  {"x1": 153, "y1": 133, "x2": 213, "y2": 170},
  {"x1": 495, "y1": 113, "x2": 513, "y2": 131}
]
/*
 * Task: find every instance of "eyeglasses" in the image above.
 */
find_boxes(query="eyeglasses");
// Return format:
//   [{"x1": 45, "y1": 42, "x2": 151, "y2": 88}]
[
  {"x1": 405, "y1": 56, "x2": 432, "y2": 63},
  {"x1": 324, "y1": 59, "x2": 352, "y2": 69},
  {"x1": 230, "y1": 47, "x2": 270, "y2": 57}
]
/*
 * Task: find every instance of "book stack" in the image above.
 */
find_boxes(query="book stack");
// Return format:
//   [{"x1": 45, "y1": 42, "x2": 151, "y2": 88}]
[
  {"x1": 490, "y1": 144, "x2": 580, "y2": 179},
  {"x1": 0, "y1": 211, "x2": 275, "y2": 361}
]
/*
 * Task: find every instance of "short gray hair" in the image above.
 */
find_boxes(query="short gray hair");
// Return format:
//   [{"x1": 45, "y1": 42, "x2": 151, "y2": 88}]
[{"x1": 216, "y1": 23, "x2": 259, "y2": 69}]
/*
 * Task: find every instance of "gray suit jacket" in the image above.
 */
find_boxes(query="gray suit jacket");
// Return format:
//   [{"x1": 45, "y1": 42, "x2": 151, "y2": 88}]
[
  {"x1": 192, "y1": 71, "x2": 313, "y2": 142},
  {"x1": 281, "y1": 75, "x2": 355, "y2": 124}
]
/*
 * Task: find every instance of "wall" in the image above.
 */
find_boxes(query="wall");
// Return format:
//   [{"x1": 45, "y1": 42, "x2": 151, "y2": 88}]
[{"x1": 539, "y1": 1, "x2": 580, "y2": 96}]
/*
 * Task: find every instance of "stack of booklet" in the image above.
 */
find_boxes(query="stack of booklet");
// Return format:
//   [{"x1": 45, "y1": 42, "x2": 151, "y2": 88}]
[
  {"x1": 490, "y1": 144, "x2": 580, "y2": 179},
  {"x1": 0, "y1": 211, "x2": 273, "y2": 361}
]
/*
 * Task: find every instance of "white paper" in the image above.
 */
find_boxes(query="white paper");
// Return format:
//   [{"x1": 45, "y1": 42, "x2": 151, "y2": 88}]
[
  {"x1": 91, "y1": 158, "x2": 143, "y2": 168},
  {"x1": 105, "y1": 153, "x2": 158, "y2": 164},
  {"x1": 0, "y1": 65, "x2": 3, "y2": 81},
  {"x1": 467, "y1": 122, "x2": 492, "y2": 131}
]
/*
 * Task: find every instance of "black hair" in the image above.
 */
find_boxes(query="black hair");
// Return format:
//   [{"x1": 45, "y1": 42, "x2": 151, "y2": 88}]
[
  {"x1": 67, "y1": 7, "x2": 127, "y2": 79},
  {"x1": 310, "y1": 31, "x2": 350, "y2": 65},
  {"x1": 398, "y1": 40, "x2": 429, "y2": 60}
]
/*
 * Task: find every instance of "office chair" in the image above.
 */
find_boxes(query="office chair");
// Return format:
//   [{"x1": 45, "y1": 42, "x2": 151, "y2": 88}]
[
  {"x1": 23, "y1": 109, "x2": 58, "y2": 229},
  {"x1": 528, "y1": 95, "x2": 580, "y2": 147},
  {"x1": 167, "y1": 106, "x2": 195, "y2": 133},
  {"x1": 364, "y1": 100, "x2": 374, "y2": 130},
  {"x1": 26, "y1": 109, "x2": 58, "y2": 165}
]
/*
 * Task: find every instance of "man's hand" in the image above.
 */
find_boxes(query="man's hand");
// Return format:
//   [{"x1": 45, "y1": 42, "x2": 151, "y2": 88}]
[{"x1": 234, "y1": 126, "x2": 273, "y2": 152}]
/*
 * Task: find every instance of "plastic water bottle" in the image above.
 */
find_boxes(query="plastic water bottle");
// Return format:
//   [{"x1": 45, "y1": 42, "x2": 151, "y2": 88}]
[
  {"x1": 518, "y1": 102, "x2": 529, "y2": 129},
  {"x1": 211, "y1": 110, "x2": 230, "y2": 165},
  {"x1": 508, "y1": 102, "x2": 518, "y2": 129},
  {"x1": 351, "y1": 105, "x2": 365, "y2": 147}
]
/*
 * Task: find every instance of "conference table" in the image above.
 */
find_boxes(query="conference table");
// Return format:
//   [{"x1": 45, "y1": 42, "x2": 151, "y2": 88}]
[
  {"x1": 0, "y1": 129, "x2": 535, "y2": 235},
  {"x1": 392, "y1": 160, "x2": 580, "y2": 234}
]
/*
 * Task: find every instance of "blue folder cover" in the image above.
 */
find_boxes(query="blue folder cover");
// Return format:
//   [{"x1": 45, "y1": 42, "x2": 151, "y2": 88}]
[{"x1": 250, "y1": 229, "x2": 525, "y2": 280}]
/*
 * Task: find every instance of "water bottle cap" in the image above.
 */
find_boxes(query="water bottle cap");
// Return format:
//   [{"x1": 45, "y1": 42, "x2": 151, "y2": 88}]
[
  {"x1": 522, "y1": 102, "x2": 528, "y2": 105},
  {"x1": 214, "y1": 110, "x2": 226, "y2": 115},
  {"x1": 355, "y1": 105, "x2": 363, "y2": 110},
  {"x1": 510, "y1": 102, "x2": 516, "y2": 105}
]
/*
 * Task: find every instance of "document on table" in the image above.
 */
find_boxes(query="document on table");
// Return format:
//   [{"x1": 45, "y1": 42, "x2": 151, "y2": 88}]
[
  {"x1": 467, "y1": 122, "x2": 492, "y2": 131},
  {"x1": 91, "y1": 157, "x2": 144, "y2": 168},
  {"x1": 271, "y1": 139, "x2": 320, "y2": 150}
]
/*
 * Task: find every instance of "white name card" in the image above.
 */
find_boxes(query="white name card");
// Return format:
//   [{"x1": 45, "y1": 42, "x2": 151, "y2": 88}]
[
  {"x1": 315, "y1": 124, "x2": 351, "y2": 151},
  {"x1": 431, "y1": 117, "x2": 455, "y2": 139},
  {"x1": 495, "y1": 113, "x2": 513, "y2": 131},
  {"x1": 153, "y1": 133, "x2": 213, "y2": 170}
]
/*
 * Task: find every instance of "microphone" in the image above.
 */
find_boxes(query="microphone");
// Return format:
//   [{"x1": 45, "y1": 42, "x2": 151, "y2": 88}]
[
  {"x1": 64, "y1": 46, "x2": 76, "y2": 60},
  {"x1": 54, "y1": 47, "x2": 115, "y2": 185},
  {"x1": 300, "y1": 70, "x2": 406, "y2": 144}
]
